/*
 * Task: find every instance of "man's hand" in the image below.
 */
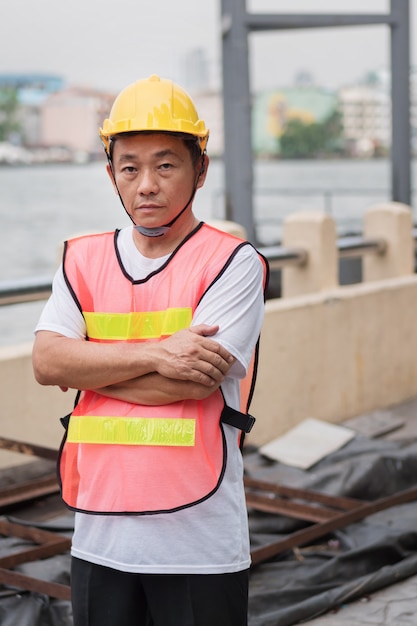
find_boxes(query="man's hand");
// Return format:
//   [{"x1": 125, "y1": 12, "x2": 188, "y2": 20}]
[{"x1": 153, "y1": 324, "x2": 235, "y2": 387}]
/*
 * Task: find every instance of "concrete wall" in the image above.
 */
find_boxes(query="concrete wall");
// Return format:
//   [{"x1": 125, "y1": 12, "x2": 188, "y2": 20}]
[
  {"x1": 251, "y1": 275, "x2": 417, "y2": 445},
  {"x1": 0, "y1": 343, "x2": 74, "y2": 467},
  {"x1": 1, "y1": 203, "x2": 416, "y2": 465}
]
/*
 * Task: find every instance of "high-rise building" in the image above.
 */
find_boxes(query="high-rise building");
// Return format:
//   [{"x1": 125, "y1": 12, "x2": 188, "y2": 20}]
[
  {"x1": 182, "y1": 48, "x2": 210, "y2": 93},
  {"x1": 338, "y1": 68, "x2": 417, "y2": 156}
]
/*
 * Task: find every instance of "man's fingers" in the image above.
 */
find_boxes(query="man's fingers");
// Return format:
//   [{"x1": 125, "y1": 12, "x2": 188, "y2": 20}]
[
  {"x1": 187, "y1": 350, "x2": 236, "y2": 387},
  {"x1": 186, "y1": 364, "x2": 225, "y2": 387},
  {"x1": 195, "y1": 335, "x2": 234, "y2": 366},
  {"x1": 201, "y1": 346, "x2": 234, "y2": 374},
  {"x1": 156, "y1": 328, "x2": 235, "y2": 383},
  {"x1": 189, "y1": 324, "x2": 219, "y2": 337},
  {"x1": 189, "y1": 325, "x2": 234, "y2": 361}
]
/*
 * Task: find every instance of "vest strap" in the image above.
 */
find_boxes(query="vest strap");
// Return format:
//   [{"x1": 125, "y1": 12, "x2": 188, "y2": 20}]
[{"x1": 220, "y1": 405, "x2": 256, "y2": 433}]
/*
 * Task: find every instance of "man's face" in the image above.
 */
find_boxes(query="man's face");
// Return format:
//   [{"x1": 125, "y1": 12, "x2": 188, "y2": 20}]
[{"x1": 108, "y1": 133, "x2": 206, "y2": 231}]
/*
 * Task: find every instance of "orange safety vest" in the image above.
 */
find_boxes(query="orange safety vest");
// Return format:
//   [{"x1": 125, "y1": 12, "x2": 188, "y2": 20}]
[{"x1": 58, "y1": 223, "x2": 268, "y2": 515}]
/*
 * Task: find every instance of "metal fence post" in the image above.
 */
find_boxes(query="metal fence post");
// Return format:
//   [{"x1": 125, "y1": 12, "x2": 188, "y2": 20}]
[
  {"x1": 221, "y1": 0, "x2": 256, "y2": 242},
  {"x1": 390, "y1": 0, "x2": 412, "y2": 208}
]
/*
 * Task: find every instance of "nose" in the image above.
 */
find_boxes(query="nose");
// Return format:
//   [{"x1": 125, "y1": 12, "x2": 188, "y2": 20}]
[{"x1": 137, "y1": 169, "x2": 159, "y2": 196}]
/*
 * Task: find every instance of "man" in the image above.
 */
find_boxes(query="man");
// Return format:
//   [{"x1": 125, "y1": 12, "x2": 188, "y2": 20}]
[{"x1": 33, "y1": 74, "x2": 267, "y2": 626}]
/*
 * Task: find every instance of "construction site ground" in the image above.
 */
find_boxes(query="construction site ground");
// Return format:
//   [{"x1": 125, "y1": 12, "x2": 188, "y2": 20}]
[{"x1": 2, "y1": 396, "x2": 417, "y2": 625}]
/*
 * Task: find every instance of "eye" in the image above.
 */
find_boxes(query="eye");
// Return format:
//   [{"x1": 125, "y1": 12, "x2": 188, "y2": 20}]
[
  {"x1": 159, "y1": 162, "x2": 173, "y2": 171},
  {"x1": 121, "y1": 165, "x2": 137, "y2": 174}
]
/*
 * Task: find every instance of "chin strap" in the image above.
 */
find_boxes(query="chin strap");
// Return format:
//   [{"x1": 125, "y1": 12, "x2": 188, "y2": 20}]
[
  {"x1": 134, "y1": 224, "x2": 171, "y2": 237},
  {"x1": 134, "y1": 188, "x2": 196, "y2": 237}
]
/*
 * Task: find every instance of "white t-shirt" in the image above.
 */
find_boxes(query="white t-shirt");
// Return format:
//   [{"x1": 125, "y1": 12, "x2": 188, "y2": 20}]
[{"x1": 35, "y1": 225, "x2": 265, "y2": 574}]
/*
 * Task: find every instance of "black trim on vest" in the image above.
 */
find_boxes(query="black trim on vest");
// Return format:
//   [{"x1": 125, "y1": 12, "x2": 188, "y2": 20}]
[
  {"x1": 62, "y1": 240, "x2": 83, "y2": 315},
  {"x1": 196, "y1": 239, "x2": 269, "y2": 415},
  {"x1": 196, "y1": 241, "x2": 251, "y2": 308},
  {"x1": 113, "y1": 222, "x2": 205, "y2": 285}
]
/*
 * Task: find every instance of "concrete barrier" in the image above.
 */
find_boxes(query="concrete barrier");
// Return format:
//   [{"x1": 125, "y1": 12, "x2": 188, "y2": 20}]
[
  {"x1": 250, "y1": 275, "x2": 417, "y2": 446},
  {"x1": 0, "y1": 342, "x2": 73, "y2": 467}
]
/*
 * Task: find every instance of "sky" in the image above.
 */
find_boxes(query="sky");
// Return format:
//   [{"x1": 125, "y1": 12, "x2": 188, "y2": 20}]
[{"x1": 1, "y1": 0, "x2": 416, "y2": 95}]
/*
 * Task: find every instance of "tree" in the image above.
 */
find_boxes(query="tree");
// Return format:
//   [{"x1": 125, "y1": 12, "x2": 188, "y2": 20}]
[
  {"x1": 280, "y1": 110, "x2": 343, "y2": 159},
  {"x1": 0, "y1": 88, "x2": 20, "y2": 142},
  {"x1": 322, "y1": 110, "x2": 343, "y2": 152}
]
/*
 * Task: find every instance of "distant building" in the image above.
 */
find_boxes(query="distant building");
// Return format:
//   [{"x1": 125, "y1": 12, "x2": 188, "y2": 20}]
[
  {"x1": 182, "y1": 49, "x2": 211, "y2": 93},
  {"x1": 252, "y1": 86, "x2": 338, "y2": 157},
  {"x1": 5, "y1": 66, "x2": 415, "y2": 162},
  {"x1": 0, "y1": 73, "x2": 64, "y2": 103},
  {"x1": 338, "y1": 68, "x2": 417, "y2": 157},
  {"x1": 0, "y1": 74, "x2": 116, "y2": 157},
  {"x1": 338, "y1": 71, "x2": 390, "y2": 157},
  {"x1": 41, "y1": 87, "x2": 115, "y2": 159},
  {"x1": 0, "y1": 73, "x2": 65, "y2": 146}
]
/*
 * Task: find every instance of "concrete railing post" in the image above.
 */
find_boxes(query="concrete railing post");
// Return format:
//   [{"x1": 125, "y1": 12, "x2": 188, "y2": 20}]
[
  {"x1": 207, "y1": 219, "x2": 247, "y2": 239},
  {"x1": 282, "y1": 211, "x2": 338, "y2": 297},
  {"x1": 363, "y1": 202, "x2": 414, "y2": 281}
]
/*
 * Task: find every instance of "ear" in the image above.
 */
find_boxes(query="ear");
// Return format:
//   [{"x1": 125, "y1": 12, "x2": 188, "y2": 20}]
[
  {"x1": 106, "y1": 162, "x2": 119, "y2": 195},
  {"x1": 196, "y1": 155, "x2": 209, "y2": 190}
]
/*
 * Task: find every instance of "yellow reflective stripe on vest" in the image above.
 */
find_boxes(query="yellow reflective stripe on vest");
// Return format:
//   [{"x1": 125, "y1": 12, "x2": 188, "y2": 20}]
[
  {"x1": 84, "y1": 308, "x2": 193, "y2": 340},
  {"x1": 67, "y1": 415, "x2": 196, "y2": 446}
]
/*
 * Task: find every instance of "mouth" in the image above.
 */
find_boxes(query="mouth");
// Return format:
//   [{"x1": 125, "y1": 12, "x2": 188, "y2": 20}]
[
  {"x1": 136, "y1": 203, "x2": 163, "y2": 213},
  {"x1": 134, "y1": 206, "x2": 162, "y2": 220}
]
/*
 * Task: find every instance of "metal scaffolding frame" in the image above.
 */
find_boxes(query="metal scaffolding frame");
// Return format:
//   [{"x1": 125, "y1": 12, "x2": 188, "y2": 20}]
[{"x1": 221, "y1": 0, "x2": 411, "y2": 243}]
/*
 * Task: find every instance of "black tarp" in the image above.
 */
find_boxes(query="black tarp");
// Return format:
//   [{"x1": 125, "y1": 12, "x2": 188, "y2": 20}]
[
  {"x1": 2, "y1": 435, "x2": 417, "y2": 625},
  {"x1": 0, "y1": 514, "x2": 73, "y2": 626},
  {"x1": 246, "y1": 435, "x2": 417, "y2": 625}
]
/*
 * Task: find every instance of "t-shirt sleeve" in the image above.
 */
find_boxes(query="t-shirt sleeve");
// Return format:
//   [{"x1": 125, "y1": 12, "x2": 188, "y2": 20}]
[
  {"x1": 192, "y1": 245, "x2": 265, "y2": 379},
  {"x1": 34, "y1": 264, "x2": 86, "y2": 340}
]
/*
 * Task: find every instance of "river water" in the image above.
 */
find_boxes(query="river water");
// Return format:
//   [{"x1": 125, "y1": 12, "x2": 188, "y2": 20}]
[{"x1": 0, "y1": 158, "x2": 416, "y2": 345}]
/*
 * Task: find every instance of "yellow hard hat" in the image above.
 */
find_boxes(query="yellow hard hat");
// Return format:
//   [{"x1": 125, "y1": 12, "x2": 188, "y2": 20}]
[{"x1": 100, "y1": 74, "x2": 209, "y2": 156}]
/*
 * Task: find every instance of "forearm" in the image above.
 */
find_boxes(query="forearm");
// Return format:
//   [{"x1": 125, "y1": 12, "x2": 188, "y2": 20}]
[
  {"x1": 95, "y1": 373, "x2": 217, "y2": 405},
  {"x1": 33, "y1": 326, "x2": 234, "y2": 391},
  {"x1": 32, "y1": 332, "x2": 155, "y2": 390}
]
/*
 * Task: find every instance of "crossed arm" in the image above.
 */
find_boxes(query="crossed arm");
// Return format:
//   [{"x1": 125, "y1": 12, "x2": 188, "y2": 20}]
[{"x1": 32, "y1": 324, "x2": 235, "y2": 405}]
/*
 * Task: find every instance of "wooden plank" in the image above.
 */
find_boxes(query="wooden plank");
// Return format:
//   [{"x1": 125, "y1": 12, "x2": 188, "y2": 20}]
[{"x1": 0, "y1": 567, "x2": 70, "y2": 601}]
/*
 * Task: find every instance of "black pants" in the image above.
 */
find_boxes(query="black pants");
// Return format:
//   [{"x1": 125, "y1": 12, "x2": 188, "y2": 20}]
[{"x1": 71, "y1": 557, "x2": 249, "y2": 626}]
